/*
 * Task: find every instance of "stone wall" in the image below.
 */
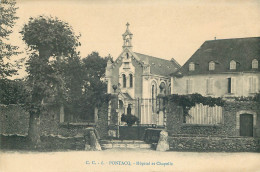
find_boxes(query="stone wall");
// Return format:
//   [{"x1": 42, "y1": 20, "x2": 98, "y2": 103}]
[
  {"x1": 0, "y1": 104, "x2": 29, "y2": 136},
  {"x1": 223, "y1": 101, "x2": 260, "y2": 137},
  {"x1": 107, "y1": 94, "x2": 120, "y2": 138},
  {"x1": 144, "y1": 128, "x2": 163, "y2": 143},
  {"x1": 39, "y1": 105, "x2": 96, "y2": 137},
  {"x1": 166, "y1": 100, "x2": 260, "y2": 137},
  {"x1": 165, "y1": 103, "x2": 183, "y2": 134},
  {"x1": 168, "y1": 136, "x2": 260, "y2": 152},
  {"x1": 163, "y1": 100, "x2": 260, "y2": 152},
  {"x1": 0, "y1": 103, "x2": 107, "y2": 137},
  {"x1": 143, "y1": 128, "x2": 260, "y2": 152},
  {"x1": 0, "y1": 104, "x2": 99, "y2": 150},
  {"x1": 0, "y1": 135, "x2": 30, "y2": 150},
  {"x1": 96, "y1": 102, "x2": 109, "y2": 139},
  {"x1": 40, "y1": 135, "x2": 86, "y2": 150},
  {"x1": 175, "y1": 125, "x2": 222, "y2": 135}
]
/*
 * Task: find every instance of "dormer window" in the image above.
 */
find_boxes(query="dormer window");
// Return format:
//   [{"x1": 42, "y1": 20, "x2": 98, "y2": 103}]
[
  {"x1": 209, "y1": 61, "x2": 215, "y2": 71},
  {"x1": 230, "y1": 60, "x2": 236, "y2": 70},
  {"x1": 252, "y1": 59, "x2": 258, "y2": 69},
  {"x1": 189, "y1": 62, "x2": 195, "y2": 71}
]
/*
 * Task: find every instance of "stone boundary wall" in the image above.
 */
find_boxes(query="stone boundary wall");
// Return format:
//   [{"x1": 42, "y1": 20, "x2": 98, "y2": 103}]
[
  {"x1": 0, "y1": 104, "x2": 108, "y2": 137},
  {"x1": 0, "y1": 104, "x2": 29, "y2": 136},
  {"x1": 0, "y1": 134, "x2": 86, "y2": 150},
  {"x1": 144, "y1": 128, "x2": 163, "y2": 143},
  {"x1": 0, "y1": 104, "x2": 103, "y2": 150},
  {"x1": 39, "y1": 106, "x2": 95, "y2": 137},
  {"x1": 223, "y1": 101, "x2": 260, "y2": 137},
  {"x1": 165, "y1": 101, "x2": 260, "y2": 137},
  {"x1": 40, "y1": 135, "x2": 86, "y2": 150},
  {"x1": 144, "y1": 128, "x2": 260, "y2": 152},
  {"x1": 168, "y1": 136, "x2": 260, "y2": 152}
]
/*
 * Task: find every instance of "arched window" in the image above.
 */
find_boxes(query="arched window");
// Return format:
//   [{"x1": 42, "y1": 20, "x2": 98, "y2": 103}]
[
  {"x1": 122, "y1": 74, "x2": 126, "y2": 88},
  {"x1": 126, "y1": 53, "x2": 129, "y2": 59},
  {"x1": 209, "y1": 61, "x2": 215, "y2": 71},
  {"x1": 252, "y1": 59, "x2": 258, "y2": 69},
  {"x1": 151, "y1": 81, "x2": 157, "y2": 99},
  {"x1": 169, "y1": 84, "x2": 171, "y2": 95},
  {"x1": 230, "y1": 60, "x2": 236, "y2": 70},
  {"x1": 151, "y1": 81, "x2": 157, "y2": 112},
  {"x1": 189, "y1": 62, "x2": 195, "y2": 71},
  {"x1": 129, "y1": 74, "x2": 133, "y2": 87}
]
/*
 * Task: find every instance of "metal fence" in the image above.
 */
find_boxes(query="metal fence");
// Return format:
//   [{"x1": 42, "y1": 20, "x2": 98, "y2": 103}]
[{"x1": 131, "y1": 98, "x2": 165, "y2": 126}]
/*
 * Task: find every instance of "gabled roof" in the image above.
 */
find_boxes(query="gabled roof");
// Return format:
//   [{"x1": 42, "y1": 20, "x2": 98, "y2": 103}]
[
  {"x1": 175, "y1": 37, "x2": 260, "y2": 76},
  {"x1": 134, "y1": 52, "x2": 181, "y2": 76},
  {"x1": 122, "y1": 93, "x2": 133, "y2": 100},
  {"x1": 118, "y1": 92, "x2": 133, "y2": 100}
]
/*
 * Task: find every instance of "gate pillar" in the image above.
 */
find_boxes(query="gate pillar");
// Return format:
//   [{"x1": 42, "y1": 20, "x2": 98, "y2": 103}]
[{"x1": 108, "y1": 93, "x2": 120, "y2": 138}]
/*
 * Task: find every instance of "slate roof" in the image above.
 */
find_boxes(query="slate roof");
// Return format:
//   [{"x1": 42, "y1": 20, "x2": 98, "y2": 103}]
[
  {"x1": 175, "y1": 37, "x2": 260, "y2": 76},
  {"x1": 134, "y1": 52, "x2": 181, "y2": 76}
]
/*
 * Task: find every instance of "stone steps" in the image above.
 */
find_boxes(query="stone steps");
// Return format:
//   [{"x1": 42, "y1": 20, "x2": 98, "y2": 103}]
[{"x1": 100, "y1": 140, "x2": 152, "y2": 150}]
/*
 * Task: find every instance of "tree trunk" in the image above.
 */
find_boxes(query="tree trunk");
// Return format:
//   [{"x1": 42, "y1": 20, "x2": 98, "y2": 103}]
[{"x1": 28, "y1": 112, "x2": 41, "y2": 148}]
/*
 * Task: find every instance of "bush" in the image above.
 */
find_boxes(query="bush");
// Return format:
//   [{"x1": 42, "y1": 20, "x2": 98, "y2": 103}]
[{"x1": 121, "y1": 113, "x2": 139, "y2": 126}]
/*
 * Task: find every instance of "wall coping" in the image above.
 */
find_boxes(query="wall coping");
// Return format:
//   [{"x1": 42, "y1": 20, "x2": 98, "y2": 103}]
[
  {"x1": 168, "y1": 135, "x2": 259, "y2": 139},
  {"x1": 59, "y1": 122, "x2": 96, "y2": 128},
  {"x1": 181, "y1": 124, "x2": 222, "y2": 127}
]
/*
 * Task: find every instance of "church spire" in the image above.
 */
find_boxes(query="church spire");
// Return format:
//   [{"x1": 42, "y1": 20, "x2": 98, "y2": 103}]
[{"x1": 122, "y1": 22, "x2": 133, "y2": 49}]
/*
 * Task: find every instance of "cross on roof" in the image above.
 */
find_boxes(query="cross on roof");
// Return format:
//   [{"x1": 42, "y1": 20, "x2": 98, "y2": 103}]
[{"x1": 126, "y1": 22, "x2": 130, "y2": 29}]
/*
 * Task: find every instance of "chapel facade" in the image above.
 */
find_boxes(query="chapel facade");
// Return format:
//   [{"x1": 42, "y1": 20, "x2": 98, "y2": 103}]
[{"x1": 105, "y1": 23, "x2": 180, "y2": 125}]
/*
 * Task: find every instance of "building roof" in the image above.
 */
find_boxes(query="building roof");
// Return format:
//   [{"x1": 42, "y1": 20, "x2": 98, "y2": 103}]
[
  {"x1": 134, "y1": 52, "x2": 181, "y2": 76},
  {"x1": 174, "y1": 37, "x2": 260, "y2": 76},
  {"x1": 122, "y1": 93, "x2": 133, "y2": 100}
]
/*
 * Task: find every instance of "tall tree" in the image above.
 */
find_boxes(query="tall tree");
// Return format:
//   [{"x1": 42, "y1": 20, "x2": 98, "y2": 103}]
[
  {"x1": 0, "y1": 0, "x2": 20, "y2": 78},
  {"x1": 20, "y1": 15, "x2": 80, "y2": 146},
  {"x1": 57, "y1": 52, "x2": 111, "y2": 123},
  {"x1": 80, "y1": 52, "x2": 110, "y2": 121},
  {"x1": 58, "y1": 54, "x2": 84, "y2": 122}
]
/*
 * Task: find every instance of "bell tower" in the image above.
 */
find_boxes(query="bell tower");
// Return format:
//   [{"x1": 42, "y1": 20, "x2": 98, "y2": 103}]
[{"x1": 122, "y1": 22, "x2": 133, "y2": 49}]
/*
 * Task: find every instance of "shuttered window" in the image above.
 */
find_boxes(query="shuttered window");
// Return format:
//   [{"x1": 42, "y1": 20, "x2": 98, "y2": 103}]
[
  {"x1": 206, "y1": 78, "x2": 214, "y2": 95},
  {"x1": 231, "y1": 77, "x2": 236, "y2": 94},
  {"x1": 186, "y1": 79, "x2": 193, "y2": 94},
  {"x1": 249, "y1": 76, "x2": 258, "y2": 93},
  {"x1": 228, "y1": 77, "x2": 236, "y2": 94}
]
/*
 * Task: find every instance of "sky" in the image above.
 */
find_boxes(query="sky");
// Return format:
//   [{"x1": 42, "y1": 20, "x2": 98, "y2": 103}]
[{"x1": 7, "y1": 0, "x2": 260, "y2": 78}]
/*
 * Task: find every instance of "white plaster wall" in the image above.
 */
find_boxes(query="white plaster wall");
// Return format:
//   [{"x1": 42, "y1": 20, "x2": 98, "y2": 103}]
[{"x1": 172, "y1": 73, "x2": 260, "y2": 97}]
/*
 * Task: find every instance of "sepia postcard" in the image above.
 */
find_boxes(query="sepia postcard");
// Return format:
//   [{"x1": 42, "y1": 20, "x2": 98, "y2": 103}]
[{"x1": 0, "y1": 0, "x2": 260, "y2": 171}]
